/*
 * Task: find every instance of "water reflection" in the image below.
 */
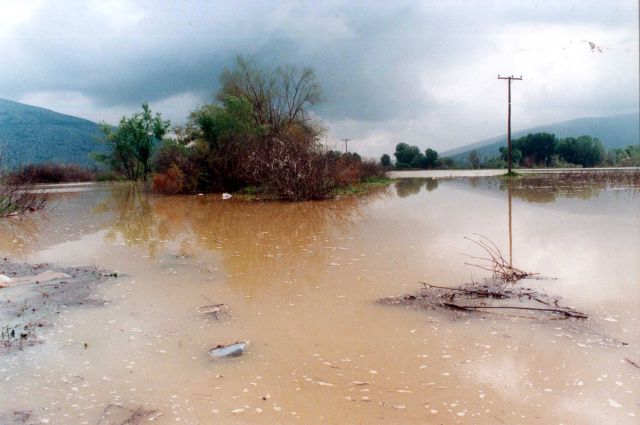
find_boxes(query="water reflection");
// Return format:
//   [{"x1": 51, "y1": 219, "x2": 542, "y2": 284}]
[
  {"x1": 1, "y1": 178, "x2": 638, "y2": 425},
  {"x1": 97, "y1": 186, "x2": 388, "y2": 289},
  {"x1": 94, "y1": 184, "x2": 164, "y2": 256},
  {"x1": 394, "y1": 178, "x2": 438, "y2": 197},
  {"x1": 0, "y1": 189, "x2": 109, "y2": 257},
  {"x1": 0, "y1": 214, "x2": 44, "y2": 257},
  {"x1": 425, "y1": 178, "x2": 438, "y2": 192},
  {"x1": 499, "y1": 178, "x2": 603, "y2": 203},
  {"x1": 508, "y1": 180, "x2": 513, "y2": 267}
]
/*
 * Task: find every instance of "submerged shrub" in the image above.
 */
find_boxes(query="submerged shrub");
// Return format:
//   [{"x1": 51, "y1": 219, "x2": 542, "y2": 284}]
[
  {"x1": 358, "y1": 158, "x2": 386, "y2": 181},
  {"x1": 243, "y1": 134, "x2": 335, "y2": 200},
  {"x1": 152, "y1": 164, "x2": 185, "y2": 195},
  {"x1": 0, "y1": 177, "x2": 48, "y2": 216}
]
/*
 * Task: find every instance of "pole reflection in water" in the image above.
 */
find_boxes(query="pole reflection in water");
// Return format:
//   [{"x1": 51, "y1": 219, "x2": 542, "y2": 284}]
[{"x1": 508, "y1": 179, "x2": 513, "y2": 268}]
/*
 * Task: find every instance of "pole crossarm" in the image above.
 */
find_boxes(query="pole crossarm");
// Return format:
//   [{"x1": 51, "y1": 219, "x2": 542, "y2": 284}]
[{"x1": 341, "y1": 138, "x2": 351, "y2": 154}]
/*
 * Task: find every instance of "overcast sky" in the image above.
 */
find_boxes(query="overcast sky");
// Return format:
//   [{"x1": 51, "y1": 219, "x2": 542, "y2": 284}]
[{"x1": 1, "y1": 0, "x2": 638, "y2": 156}]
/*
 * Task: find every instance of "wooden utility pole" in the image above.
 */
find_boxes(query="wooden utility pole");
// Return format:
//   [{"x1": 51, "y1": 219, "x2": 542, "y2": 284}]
[
  {"x1": 497, "y1": 75, "x2": 522, "y2": 174},
  {"x1": 341, "y1": 138, "x2": 351, "y2": 154}
]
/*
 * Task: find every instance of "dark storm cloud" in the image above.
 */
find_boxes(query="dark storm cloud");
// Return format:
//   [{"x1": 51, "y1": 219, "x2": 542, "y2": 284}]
[{"x1": 0, "y1": 0, "x2": 637, "y2": 154}]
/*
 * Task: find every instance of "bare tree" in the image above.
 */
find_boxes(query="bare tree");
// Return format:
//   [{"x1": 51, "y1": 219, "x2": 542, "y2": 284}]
[{"x1": 218, "y1": 56, "x2": 322, "y2": 133}]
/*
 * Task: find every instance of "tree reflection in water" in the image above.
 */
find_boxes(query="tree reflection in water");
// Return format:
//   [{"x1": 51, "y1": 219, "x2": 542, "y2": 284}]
[
  {"x1": 97, "y1": 184, "x2": 390, "y2": 289},
  {"x1": 395, "y1": 178, "x2": 438, "y2": 198}
]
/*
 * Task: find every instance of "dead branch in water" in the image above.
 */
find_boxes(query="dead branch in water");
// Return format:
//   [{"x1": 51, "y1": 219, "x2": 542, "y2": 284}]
[
  {"x1": 625, "y1": 357, "x2": 640, "y2": 370},
  {"x1": 0, "y1": 179, "x2": 48, "y2": 217},
  {"x1": 380, "y1": 235, "x2": 587, "y2": 321},
  {"x1": 441, "y1": 302, "x2": 588, "y2": 319},
  {"x1": 383, "y1": 279, "x2": 587, "y2": 321},
  {"x1": 464, "y1": 234, "x2": 537, "y2": 282},
  {"x1": 420, "y1": 281, "x2": 509, "y2": 299}
]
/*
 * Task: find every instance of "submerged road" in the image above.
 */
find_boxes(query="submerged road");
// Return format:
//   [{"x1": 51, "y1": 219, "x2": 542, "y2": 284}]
[{"x1": 388, "y1": 167, "x2": 640, "y2": 179}]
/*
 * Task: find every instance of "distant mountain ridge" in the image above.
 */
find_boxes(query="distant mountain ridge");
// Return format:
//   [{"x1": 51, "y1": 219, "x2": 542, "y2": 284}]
[
  {"x1": 0, "y1": 97, "x2": 105, "y2": 168},
  {"x1": 442, "y1": 113, "x2": 640, "y2": 162}
]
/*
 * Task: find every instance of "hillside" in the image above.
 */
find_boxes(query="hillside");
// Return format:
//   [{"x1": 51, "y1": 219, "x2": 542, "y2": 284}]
[
  {"x1": 0, "y1": 98, "x2": 105, "y2": 168},
  {"x1": 442, "y1": 113, "x2": 640, "y2": 162}
]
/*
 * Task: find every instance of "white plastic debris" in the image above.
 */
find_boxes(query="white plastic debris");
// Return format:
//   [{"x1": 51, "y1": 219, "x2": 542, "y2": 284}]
[
  {"x1": 222, "y1": 193, "x2": 232, "y2": 200},
  {"x1": 209, "y1": 341, "x2": 249, "y2": 358}
]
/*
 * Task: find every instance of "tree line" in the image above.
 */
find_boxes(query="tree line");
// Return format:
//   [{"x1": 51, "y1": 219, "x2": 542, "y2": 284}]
[
  {"x1": 380, "y1": 144, "x2": 453, "y2": 170},
  {"x1": 380, "y1": 133, "x2": 639, "y2": 170}
]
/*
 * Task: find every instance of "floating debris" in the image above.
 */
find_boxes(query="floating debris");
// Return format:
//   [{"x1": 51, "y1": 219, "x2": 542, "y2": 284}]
[
  {"x1": 209, "y1": 341, "x2": 250, "y2": 358},
  {"x1": 198, "y1": 304, "x2": 231, "y2": 321},
  {"x1": 97, "y1": 404, "x2": 161, "y2": 424},
  {"x1": 380, "y1": 280, "x2": 587, "y2": 320},
  {"x1": 0, "y1": 274, "x2": 11, "y2": 287},
  {"x1": 625, "y1": 357, "x2": 640, "y2": 370},
  {"x1": 380, "y1": 236, "x2": 587, "y2": 321}
]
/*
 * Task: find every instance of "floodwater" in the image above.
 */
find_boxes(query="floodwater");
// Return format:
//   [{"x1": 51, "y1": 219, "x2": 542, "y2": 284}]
[{"x1": 1, "y1": 178, "x2": 639, "y2": 424}]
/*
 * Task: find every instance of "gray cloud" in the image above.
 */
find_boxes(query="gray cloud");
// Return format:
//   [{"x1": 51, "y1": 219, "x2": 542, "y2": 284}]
[{"x1": 0, "y1": 0, "x2": 637, "y2": 157}]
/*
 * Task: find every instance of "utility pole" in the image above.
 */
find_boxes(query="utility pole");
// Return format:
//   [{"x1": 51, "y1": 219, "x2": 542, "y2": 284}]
[
  {"x1": 341, "y1": 138, "x2": 351, "y2": 154},
  {"x1": 497, "y1": 75, "x2": 522, "y2": 174}
]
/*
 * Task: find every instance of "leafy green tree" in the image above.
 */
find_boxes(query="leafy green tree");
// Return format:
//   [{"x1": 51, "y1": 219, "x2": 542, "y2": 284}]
[
  {"x1": 481, "y1": 155, "x2": 506, "y2": 169},
  {"x1": 394, "y1": 143, "x2": 421, "y2": 168},
  {"x1": 605, "y1": 145, "x2": 640, "y2": 166},
  {"x1": 424, "y1": 148, "x2": 438, "y2": 168},
  {"x1": 410, "y1": 152, "x2": 427, "y2": 168},
  {"x1": 468, "y1": 150, "x2": 480, "y2": 169},
  {"x1": 555, "y1": 135, "x2": 604, "y2": 167},
  {"x1": 499, "y1": 146, "x2": 522, "y2": 166},
  {"x1": 512, "y1": 132, "x2": 557, "y2": 166},
  {"x1": 380, "y1": 153, "x2": 391, "y2": 167},
  {"x1": 186, "y1": 96, "x2": 260, "y2": 191},
  {"x1": 99, "y1": 102, "x2": 170, "y2": 181},
  {"x1": 438, "y1": 157, "x2": 456, "y2": 169}
]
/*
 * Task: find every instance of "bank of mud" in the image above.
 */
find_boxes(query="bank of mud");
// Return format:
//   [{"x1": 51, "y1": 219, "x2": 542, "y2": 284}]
[{"x1": 0, "y1": 259, "x2": 115, "y2": 353}]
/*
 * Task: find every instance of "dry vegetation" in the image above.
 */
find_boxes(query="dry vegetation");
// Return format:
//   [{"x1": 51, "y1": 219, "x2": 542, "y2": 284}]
[
  {"x1": 463, "y1": 234, "x2": 536, "y2": 282},
  {"x1": 0, "y1": 180, "x2": 48, "y2": 216},
  {"x1": 381, "y1": 236, "x2": 587, "y2": 321},
  {"x1": 514, "y1": 168, "x2": 640, "y2": 188},
  {"x1": 7, "y1": 163, "x2": 95, "y2": 184}
]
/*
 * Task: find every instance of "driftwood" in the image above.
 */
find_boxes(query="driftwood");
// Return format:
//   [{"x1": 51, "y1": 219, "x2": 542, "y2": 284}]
[
  {"x1": 383, "y1": 280, "x2": 587, "y2": 321},
  {"x1": 380, "y1": 236, "x2": 587, "y2": 321},
  {"x1": 442, "y1": 302, "x2": 588, "y2": 319},
  {"x1": 197, "y1": 303, "x2": 231, "y2": 321}
]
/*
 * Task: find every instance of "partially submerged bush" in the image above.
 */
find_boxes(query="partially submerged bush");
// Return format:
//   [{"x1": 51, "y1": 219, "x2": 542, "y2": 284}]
[
  {"x1": 243, "y1": 135, "x2": 335, "y2": 200},
  {"x1": 147, "y1": 57, "x2": 390, "y2": 200},
  {"x1": 0, "y1": 180, "x2": 48, "y2": 216},
  {"x1": 151, "y1": 140, "x2": 199, "y2": 193},
  {"x1": 152, "y1": 164, "x2": 185, "y2": 195},
  {"x1": 358, "y1": 158, "x2": 387, "y2": 181}
]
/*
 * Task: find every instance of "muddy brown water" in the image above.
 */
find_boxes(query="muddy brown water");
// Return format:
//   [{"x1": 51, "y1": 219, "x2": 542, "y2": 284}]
[{"x1": 0, "y1": 179, "x2": 638, "y2": 424}]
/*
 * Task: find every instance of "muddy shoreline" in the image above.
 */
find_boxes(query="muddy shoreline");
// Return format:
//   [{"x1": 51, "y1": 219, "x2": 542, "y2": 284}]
[{"x1": 0, "y1": 259, "x2": 115, "y2": 353}]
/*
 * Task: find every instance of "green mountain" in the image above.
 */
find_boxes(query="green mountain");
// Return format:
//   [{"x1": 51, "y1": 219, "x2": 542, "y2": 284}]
[
  {"x1": 0, "y1": 98, "x2": 105, "y2": 169},
  {"x1": 442, "y1": 113, "x2": 640, "y2": 162}
]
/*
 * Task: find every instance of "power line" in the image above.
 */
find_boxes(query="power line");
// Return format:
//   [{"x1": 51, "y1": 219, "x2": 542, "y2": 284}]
[{"x1": 497, "y1": 75, "x2": 523, "y2": 174}]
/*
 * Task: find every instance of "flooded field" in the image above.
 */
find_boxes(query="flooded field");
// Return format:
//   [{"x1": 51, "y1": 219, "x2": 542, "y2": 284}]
[{"x1": 1, "y1": 178, "x2": 639, "y2": 424}]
